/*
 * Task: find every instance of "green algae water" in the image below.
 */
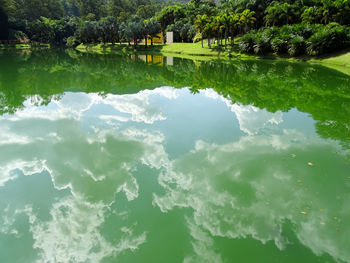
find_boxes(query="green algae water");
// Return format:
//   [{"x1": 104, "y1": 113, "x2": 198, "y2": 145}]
[{"x1": 0, "y1": 50, "x2": 349, "y2": 263}]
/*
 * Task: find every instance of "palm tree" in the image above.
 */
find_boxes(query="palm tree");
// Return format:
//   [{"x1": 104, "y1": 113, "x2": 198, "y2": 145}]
[
  {"x1": 239, "y1": 9, "x2": 256, "y2": 33},
  {"x1": 220, "y1": 13, "x2": 231, "y2": 48},
  {"x1": 321, "y1": 0, "x2": 333, "y2": 24},
  {"x1": 194, "y1": 14, "x2": 209, "y2": 48},
  {"x1": 203, "y1": 18, "x2": 215, "y2": 48},
  {"x1": 214, "y1": 15, "x2": 224, "y2": 46},
  {"x1": 229, "y1": 13, "x2": 239, "y2": 46}
]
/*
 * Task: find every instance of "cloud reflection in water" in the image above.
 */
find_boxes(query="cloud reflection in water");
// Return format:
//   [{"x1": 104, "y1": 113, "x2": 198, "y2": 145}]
[{"x1": 0, "y1": 88, "x2": 349, "y2": 263}]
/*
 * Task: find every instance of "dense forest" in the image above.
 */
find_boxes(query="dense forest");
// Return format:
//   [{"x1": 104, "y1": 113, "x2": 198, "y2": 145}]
[{"x1": 1, "y1": 0, "x2": 350, "y2": 56}]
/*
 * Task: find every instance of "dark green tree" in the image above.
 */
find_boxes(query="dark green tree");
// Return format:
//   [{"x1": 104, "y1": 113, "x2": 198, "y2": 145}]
[{"x1": 0, "y1": 0, "x2": 9, "y2": 40}]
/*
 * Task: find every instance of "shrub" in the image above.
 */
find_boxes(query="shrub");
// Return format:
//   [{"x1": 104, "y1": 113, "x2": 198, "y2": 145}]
[
  {"x1": 238, "y1": 23, "x2": 350, "y2": 57},
  {"x1": 66, "y1": 36, "x2": 79, "y2": 48},
  {"x1": 253, "y1": 33, "x2": 270, "y2": 54},
  {"x1": 239, "y1": 31, "x2": 256, "y2": 53},
  {"x1": 8, "y1": 30, "x2": 29, "y2": 43},
  {"x1": 193, "y1": 32, "x2": 202, "y2": 43},
  {"x1": 288, "y1": 36, "x2": 305, "y2": 56},
  {"x1": 271, "y1": 37, "x2": 288, "y2": 54},
  {"x1": 306, "y1": 23, "x2": 349, "y2": 55}
]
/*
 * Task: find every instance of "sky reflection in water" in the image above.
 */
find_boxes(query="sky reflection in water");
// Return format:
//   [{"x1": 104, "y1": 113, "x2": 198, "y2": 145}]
[{"x1": 0, "y1": 54, "x2": 350, "y2": 263}]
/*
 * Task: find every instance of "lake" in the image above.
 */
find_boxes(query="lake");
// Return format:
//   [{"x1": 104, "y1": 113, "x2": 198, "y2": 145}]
[{"x1": 0, "y1": 50, "x2": 349, "y2": 263}]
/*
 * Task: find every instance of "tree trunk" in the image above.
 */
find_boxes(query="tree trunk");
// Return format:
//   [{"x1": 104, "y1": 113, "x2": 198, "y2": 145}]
[
  {"x1": 151, "y1": 37, "x2": 153, "y2": 46},
  {"x1": 145, "y1": 37, "x2": 147, "y2": 48},
  {"x1": 208, "y1": 36, "x2": 211, "y2": 48}
]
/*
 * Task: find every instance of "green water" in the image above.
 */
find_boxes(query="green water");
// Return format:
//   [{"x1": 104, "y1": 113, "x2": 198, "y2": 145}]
[{"x1": 0, "y1": 50, "x2": 349, "y2": 263}]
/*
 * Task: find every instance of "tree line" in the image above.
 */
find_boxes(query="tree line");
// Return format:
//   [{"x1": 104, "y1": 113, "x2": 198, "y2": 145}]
[{"x1": 1, "y1": 0, "x2": 350, "y2": 55}]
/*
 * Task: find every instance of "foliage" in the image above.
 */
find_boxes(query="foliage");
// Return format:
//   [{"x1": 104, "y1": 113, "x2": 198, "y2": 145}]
[
  {"x1": 239, "y1": 32, "x2": 255, "y2": 53},
  {"x1": 5, "y1": 0, "x2": 64, "y2": 21},
  {"x1": 99, "y1": 16, "x2": 119, "y2": 44},
  {"x1": 239, "y1": 23, "x2": 350, "y2": 56},
  {"x1": 145, "y1": 18, "x2": 161, "y2": 45},
  {"x1": 76, "y1": 21, "x2": 100, "y2": 43},
  {"x1": 306, "y1": 23, "x2": 350, "y2": 55},
  {"x1": 27, "y1": 18, "x2": 55, "y2": 43},
  {"x1": 0, "y1": 0, "x2": 9, "y2": 39},
  {"x1": 1, "y1": 0, "x2": 350, "y2": 57},
  {"x1": 192, "y1": 32, "x2": 202, "y2": 43},
  {"x1": 66, "y1": 35, "x2": 79, "y2": 48},
  {"x1": 265, "y1": 2, "x2": 299, "y2": 26},
  {"x1": 167, "y1": 20, "x2": 195, "y2": 42}
]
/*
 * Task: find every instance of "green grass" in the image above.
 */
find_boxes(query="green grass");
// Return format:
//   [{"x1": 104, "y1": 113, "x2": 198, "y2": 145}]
[
  {"x1": 0, "y1": 43, "x2": 50, "y2": 50},
  {"x1": 308, "y1": 49, "x2": 350, "y2": 75},
  {"x1": 3, "y1": 41, "x2": 350, "y2": 74},
  {"x1": 161, "y1": 43, "x2": 350, "y2": 74},
  {"x1": 76, "y1": 41, "x2": 253, "y2": 59},
  {"x1": 76, "y1": 42, "x2": 350, "y2": 73},
  {"x1": 160, "y1": 42, "x2": 228, "y2": 56}
]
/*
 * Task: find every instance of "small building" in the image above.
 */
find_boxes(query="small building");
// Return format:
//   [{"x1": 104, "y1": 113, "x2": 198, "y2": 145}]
[
  {"x1": 145, "y1": 33, "x2": 162, "y2": 44},
  {"x1": 166, "y1": 32, "x2": 174, "y2": 43}
]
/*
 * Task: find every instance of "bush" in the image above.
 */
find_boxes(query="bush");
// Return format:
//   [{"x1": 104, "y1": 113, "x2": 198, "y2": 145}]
[
  {"x1": 306, "y1": 23, "x2": 350, "y2": 56},
  {"x1": 239, "y1": 23, "x2": 350, "y2": 57},
  {"x1": 288, "y1": 36, "x2": 305, "y2": 56},
  {"x1": 193, "y1": 32, "x2": 202, "y2": 43},
  {"x1": 27, "y1": 19, "x2": 55, "y2": 43},
  {"x1": 253, "y1": 33, "x2": 270, "y2": 54},
  {"x1": 8, "y1": 30, "x2": 29, "y2": 43},
  {"x1": 239, "y1": 31, "x2": 256, "y2": 53},
  {"x1": 66, "y1": 36, "x2": 79, "y2": 48}
]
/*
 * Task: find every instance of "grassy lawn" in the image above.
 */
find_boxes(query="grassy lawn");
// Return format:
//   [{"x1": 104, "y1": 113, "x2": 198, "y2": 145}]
[
  {"x1": 76, "y1": 41, "x2": 253, "y2": 59},
  {"x1": 3, "y1": 41, "x2": 350, "y2": 75},
  {"x1": 160, "y1": 42, "x2": 229, "y2": 56},
  {"x1": 76, "y1": 42, "x2": 350, "y2": 72},
  {"x1": 308, "y1": 49, "x2": 350, "y2": 75},
  {"x1": 0, "y1": 43, "x2": 50, "y2": 50}
]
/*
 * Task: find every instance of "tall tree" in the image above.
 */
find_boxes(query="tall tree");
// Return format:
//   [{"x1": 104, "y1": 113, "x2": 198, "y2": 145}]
[
  {"x1": 239, "y1": 9, "x2": 256, "y2": 32},
  {"x1": 69, "y1": 0, "x2": 106, "y2": 19},
  {"x1": 157, "y1": 5, "x2": 186, "y2": 43},
  {"x1": 194, "y1": 14, "x2": 210, "y2": 47},
  {"x1": 0, "y1": 0, "x2": 9, "y2": 40},
  {"x1": 145, "y1": 18, "x2": 161, "y2": 46},
  {"x1": 7, "y1": 0, "x2": 64, "y2": 21},
  {"x1": 99, "y1": 16, "x2": 119, "y2": 44}
]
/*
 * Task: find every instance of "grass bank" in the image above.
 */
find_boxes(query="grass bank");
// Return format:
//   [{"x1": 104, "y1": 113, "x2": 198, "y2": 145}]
[
  {"x1": 0, "y1": 43, "x2": 50, "y2": 50},
  {"x1": 2, "y1": 42, "x2": 350, "y2": 75},
  {"x1": 76, "y1": 42, "x2": 350, "y2": 74}
]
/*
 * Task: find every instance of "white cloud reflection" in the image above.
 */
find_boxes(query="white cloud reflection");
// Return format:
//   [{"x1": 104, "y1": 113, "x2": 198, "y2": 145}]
[
  {"x1": 1, "y1": 87, "x2": 177, "y2": 124},
  {"x1": 153, "y1": 129, "x2": 350, "y2": 263},
  {"x1": 0, "y1": 89, "x2": 175, "y2": 262},
  {"x1": 0, "y1": 87, "x2": 349, "y2": 263},
  {"x1": 25, "y1": 197, "x2": 147, "y2": 263},
  {"x1": 201, "y1": 89, "x2": 283, "y2": 135}
]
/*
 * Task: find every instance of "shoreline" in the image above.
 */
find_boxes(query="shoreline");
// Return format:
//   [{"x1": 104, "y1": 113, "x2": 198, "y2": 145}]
[
  {"x1": 75, "y1": 43, "x2": 350, "y2": 75},
  {"x1": 2, "y1": 42, "x2": 350, "y2": 75}
]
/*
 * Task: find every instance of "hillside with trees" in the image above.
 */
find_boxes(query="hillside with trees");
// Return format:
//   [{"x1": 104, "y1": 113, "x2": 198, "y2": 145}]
[{"x1": 1, "y1": 0, "x2": 350, "y2": 56}]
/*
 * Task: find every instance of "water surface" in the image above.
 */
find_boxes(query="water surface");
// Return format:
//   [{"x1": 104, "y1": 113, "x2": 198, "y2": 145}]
[{"x1": 0, "y1": 50, "x2": 349, "y2": 263}]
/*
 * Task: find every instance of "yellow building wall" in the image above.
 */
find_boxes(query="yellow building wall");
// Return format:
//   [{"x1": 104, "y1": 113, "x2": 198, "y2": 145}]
[{"x1": 146, "y1": 33, "x2": 162, "y2": 44}]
